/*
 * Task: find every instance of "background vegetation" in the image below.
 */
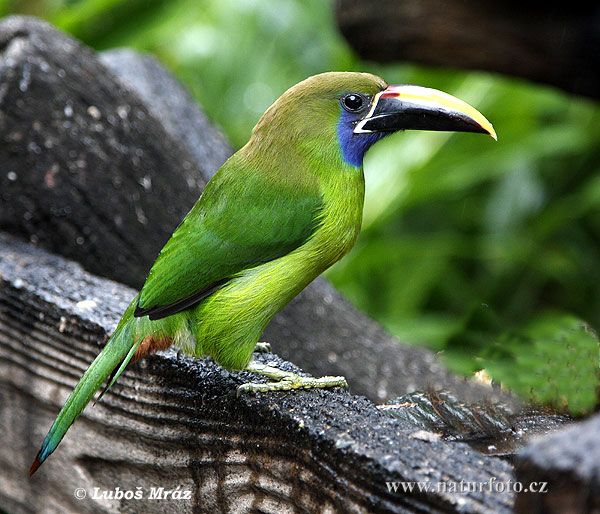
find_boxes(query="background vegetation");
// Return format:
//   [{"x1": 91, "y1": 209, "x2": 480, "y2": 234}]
[{"x1": 3, "y1": 0, "x2": 599, "y2": 414}]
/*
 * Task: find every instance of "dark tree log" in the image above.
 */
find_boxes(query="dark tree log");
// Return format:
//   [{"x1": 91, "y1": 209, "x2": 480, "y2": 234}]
[
  {"x1": 0, "y1": 16, "x2": 210, "y2": 286},
  {"x1": 99, "y1": 49, "x2": 232, "y2": 179},
  {"x1": 0, "y1": 233, "x2": 516, "y2": 514},
  {"x1": 0, "y1": 16, "x2": 505, "y2": 403},
  {"x1": 335, "y1": 0, "x2": 600, "y2": 99},
  {"x1": 514, "y1": 413, "x2": 600, "y2": 513}
]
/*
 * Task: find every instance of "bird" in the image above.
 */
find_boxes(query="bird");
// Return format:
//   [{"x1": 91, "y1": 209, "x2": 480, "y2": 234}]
[{"x1": 29, "y1": 72, "x2": 495, "y2": 475}]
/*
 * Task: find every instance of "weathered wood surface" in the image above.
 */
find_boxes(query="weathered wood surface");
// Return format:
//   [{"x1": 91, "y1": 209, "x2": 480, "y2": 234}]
[
  {"x1": 0, "y1": 15, "x2": 503, "y2": 404},
  {"x1": 0, "y1": 233, "x2": 516, "y2": 514},
  {"x1": 514, "y1": 412, "x2": 600, "y2": 514},
  {"x1": 382, "y1": 391, "x2": 571, "y2": 459},
  {"x1": 335, "y1": 0, "x2": 600, "y2": 99},
  {"x1": 0, "y1": 16, "x2": 210, "y2": 286},
  {"x1": 98, "y1": 48, "x2": 232, "y2": 180}
]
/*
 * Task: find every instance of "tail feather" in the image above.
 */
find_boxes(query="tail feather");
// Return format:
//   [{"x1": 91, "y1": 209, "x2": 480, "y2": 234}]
[
  {"x1": 95, "y1": 337, "x2": 141, "y2": 404},
  {"x1": 29, "y1": 314, "x2": 138, "y2": 476}
]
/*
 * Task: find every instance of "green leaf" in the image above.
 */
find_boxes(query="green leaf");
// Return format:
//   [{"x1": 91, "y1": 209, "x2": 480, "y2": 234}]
[{"x1": 446, "y1": 312, "x2": 599, "y2": 415}]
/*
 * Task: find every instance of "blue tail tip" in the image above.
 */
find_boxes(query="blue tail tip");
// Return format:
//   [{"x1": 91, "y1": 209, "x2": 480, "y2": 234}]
[{"x1": 30, "y1": 436, "x2": 53, "y2": 476}]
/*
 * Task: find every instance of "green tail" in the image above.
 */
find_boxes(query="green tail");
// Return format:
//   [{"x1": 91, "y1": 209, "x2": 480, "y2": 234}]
[{"x1": 29, "y1": 301, "x2": 139, "y2": 476}]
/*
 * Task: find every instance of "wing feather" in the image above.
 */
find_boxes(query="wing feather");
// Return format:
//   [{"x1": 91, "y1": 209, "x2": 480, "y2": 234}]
[{"x1": 135, "y1": 157, "x2": 322, "y2": 320}]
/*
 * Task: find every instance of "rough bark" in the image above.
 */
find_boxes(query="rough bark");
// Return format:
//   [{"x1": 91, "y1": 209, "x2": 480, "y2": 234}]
[
  {"x1": 335, "y1": 0, "x2": 600, "y2": 99},
  {"x1": 0, "y1": 15, "x2": 504, "y2": 403},
  {"x1": 99, "y1": 48, "x2": 232, "y2": 179},
  {"x1": 0, "y1": 16, "x2": 209, "y2": 286},
  {"x1": 514, "y1": 413, "x2": 600, "y2": 514},
  {"x1": 0, "y1": 232, "x2": 516, "y2": 514}
]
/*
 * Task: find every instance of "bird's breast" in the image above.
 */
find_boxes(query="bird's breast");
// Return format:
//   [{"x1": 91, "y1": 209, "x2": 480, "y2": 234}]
[
  {"x1": 190, "y1": 167, "x2": 365, "y2": 358},
  {"x1": 302, "y1": 166, "x2": 365, "y2": 269}
]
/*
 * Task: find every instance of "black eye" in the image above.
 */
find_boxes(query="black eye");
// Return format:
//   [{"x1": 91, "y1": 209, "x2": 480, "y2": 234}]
[{"x1": 342, "y1": 94, "x2": 364, "y2": 112}]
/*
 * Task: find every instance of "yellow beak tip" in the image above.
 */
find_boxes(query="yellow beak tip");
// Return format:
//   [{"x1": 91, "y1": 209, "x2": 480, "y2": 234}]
[{"x1": 481, "y1": 122, "x2": 497, "y2": 141}]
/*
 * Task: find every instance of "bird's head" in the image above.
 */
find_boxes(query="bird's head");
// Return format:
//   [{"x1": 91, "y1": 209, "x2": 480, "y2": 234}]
[{"x1": 249, "y1": 72, "x2": 496, "y2": 168}]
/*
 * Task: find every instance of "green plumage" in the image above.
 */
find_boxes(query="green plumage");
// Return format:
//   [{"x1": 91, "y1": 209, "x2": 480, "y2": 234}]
[
  {"x1": 136, "y1": 73, "x2": 379, "y2": 368},
  {"x1": 136, "y1": 150, "x2": 324, "y2": 318},
  {"x1": 30, "y1": 72, "x2": 381, "y2": 473},
  {"x1": 30, "y1": 71, "x2": 495, "y2": 474}
]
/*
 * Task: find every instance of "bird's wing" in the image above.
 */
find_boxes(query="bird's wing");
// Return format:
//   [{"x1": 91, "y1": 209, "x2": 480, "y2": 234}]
[{"x1": 135, "y1": 159, "x2": 323, "y2": 320}]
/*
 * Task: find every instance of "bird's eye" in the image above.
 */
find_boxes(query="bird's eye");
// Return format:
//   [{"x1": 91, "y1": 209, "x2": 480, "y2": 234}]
[{"x1": 341, "y1": 94, "x2": 365, "y2": 112}]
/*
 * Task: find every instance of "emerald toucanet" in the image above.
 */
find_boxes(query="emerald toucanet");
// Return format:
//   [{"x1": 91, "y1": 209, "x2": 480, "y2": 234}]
[{"x1": 30, "y1": 72, "x2": 495, "y2": 475}]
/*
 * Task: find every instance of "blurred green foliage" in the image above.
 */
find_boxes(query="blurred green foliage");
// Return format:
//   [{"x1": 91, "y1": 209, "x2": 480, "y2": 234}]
[
  {"x1": 446, "y1": 307, "x2": 599, "y2": 415},
  {"x1": 4, "y1": 0, "x2": 599, "y2": 413}
]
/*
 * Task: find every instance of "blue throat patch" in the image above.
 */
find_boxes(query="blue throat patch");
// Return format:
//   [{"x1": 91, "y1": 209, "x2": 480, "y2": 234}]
[{"x1": 337, "y1": 109, "x2": 387, "y2": 167}]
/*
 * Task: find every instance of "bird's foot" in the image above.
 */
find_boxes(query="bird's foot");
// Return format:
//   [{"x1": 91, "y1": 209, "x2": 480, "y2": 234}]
[
  {"x1": 253, "y1": 341, "x2": 272, "y2": 353},
  {"x1": 237, "y1": 360, "x2": 348, "y2": 396}
]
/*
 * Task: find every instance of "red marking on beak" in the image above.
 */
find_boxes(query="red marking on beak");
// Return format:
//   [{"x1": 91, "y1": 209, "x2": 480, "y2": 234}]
[{"x1": 381, "y1": 91, "x2": 400, "y2": 99}]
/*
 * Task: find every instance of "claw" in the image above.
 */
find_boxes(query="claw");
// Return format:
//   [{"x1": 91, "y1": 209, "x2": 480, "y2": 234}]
[{"x1": 237, "y1": 361, "x2": 348, "y2": 396}]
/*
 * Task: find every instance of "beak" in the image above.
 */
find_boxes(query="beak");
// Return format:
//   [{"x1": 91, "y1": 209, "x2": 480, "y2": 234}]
[{"x1": 354, "y1": 85, "x2": 497, "y2": 140}]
